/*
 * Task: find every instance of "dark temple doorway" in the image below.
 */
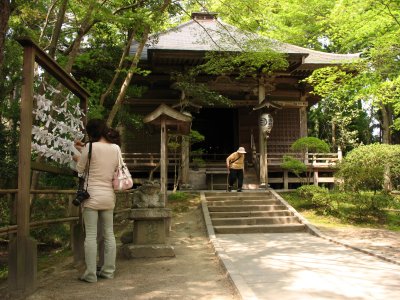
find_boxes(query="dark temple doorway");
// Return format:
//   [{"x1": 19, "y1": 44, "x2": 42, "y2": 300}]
[{"x1": 191, "y1": 108, "x2": 237, "y2": 156}]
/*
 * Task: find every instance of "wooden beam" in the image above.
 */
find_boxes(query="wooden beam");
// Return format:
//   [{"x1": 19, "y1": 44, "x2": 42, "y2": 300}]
[
  {"x1": 30, "y1": 161, "x2": 76, "y2": 176},
  {"x1": 8, "y1": 43, "x2": 38, "y2": 295},
  {"x1": 17, "y1": 38, "x2": 90, "y2": 100}
]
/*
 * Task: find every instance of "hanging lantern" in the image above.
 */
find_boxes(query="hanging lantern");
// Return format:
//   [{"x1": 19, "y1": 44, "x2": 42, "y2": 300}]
[{"x1": 260, "y1": 113, "x2": 273, "y2": 137}]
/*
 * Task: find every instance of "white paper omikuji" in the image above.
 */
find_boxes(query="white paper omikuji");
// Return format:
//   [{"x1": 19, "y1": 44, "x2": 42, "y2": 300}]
[{"x1": 31, "y1": 87, "x2": 85, "y2": 166}]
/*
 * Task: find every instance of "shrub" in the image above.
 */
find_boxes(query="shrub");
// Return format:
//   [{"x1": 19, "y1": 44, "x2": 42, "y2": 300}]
[
  {"x1": 291, "y1": 136, "x2": 330, "y2": 153},
  {"x1": 335, "y1": 144, "x2": 400, "y2": 192},
  {"x1": 281, "y1": 155, "x2": 306, "y2": 178},
  {"x1": 284, "y1": 137, "x2": 330, "y2": 184},
  {"x1": 296, "y1": 185, "x2": 328, "y2": 199}
]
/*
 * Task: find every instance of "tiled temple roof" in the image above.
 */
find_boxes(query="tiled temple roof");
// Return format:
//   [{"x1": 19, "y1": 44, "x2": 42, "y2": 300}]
[{"x1": 131, "y1": 12, "x2": 360, "y2": 67}]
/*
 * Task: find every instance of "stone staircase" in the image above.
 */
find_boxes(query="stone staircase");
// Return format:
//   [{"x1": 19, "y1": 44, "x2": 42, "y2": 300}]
[{"x1": 204, "y1": 191, "x2": 306, "y2": 234}]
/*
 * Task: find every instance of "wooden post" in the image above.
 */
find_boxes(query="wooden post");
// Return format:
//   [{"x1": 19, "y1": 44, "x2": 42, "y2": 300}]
[
  {"x1": 299, "y1": 106, "x2": 307, "y2": 138},
  {"x1": 181, "y1": 135, "x2": 190, "y2": 186},
  {"x1": 160, "y1": 117, "x2": 167, "y2": 205},
  {"x1": 8, "y1": 45, "x2": 37, "y2": 295},
  {"x1": 67, "y1": 195, "x2": 85, "y2": 265},
  {"x1": 313, "y1": 170, "x2": 319, "y2": 186},
  {"x1": 283, "y1": 171, "x2": 289, "y2": 190},
  {"x1": 258, "y1": 76, "x2": 267, "y2": 187}
]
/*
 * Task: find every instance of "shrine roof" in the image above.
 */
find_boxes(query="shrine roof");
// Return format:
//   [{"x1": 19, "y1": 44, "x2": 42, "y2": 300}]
[
  {"x1": 130, "y1": 13, "x2": 360, "y2": 67},
  {"x1": 143, "y1": 104, "x2": 192, "y2": 135}
]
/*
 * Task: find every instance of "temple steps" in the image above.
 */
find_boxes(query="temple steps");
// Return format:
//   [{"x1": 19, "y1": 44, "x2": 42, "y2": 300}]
[{"x1": 204, "y1": 191, "x2": 306, "y2": 234}]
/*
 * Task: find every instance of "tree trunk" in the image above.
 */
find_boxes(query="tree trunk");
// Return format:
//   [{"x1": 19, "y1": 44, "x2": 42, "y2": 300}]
[
  {"x1": 106, "y1": 0, "x2": 171, "y2": 127},
  {"x1": 100, "y1": 30, "x2": 136, "y2": 106},
  {"x1": 63, "y1": 19, "x2": 96, "y2": 74},
  {"x1": 47, "y1": 0, "x2": 68, "y2": 58},
  {"x1": 106, "y1": 26, "x2": 150, "y2": 127},
  {"x1": 331, "y1": 120, "x2": 336, "y2": 150},
  {"x1": 383, "y1": 164, "x2": 392, "y2": 192},
  {"x1": 381, "y1": 103, "x2": 391, "y2": 144}
]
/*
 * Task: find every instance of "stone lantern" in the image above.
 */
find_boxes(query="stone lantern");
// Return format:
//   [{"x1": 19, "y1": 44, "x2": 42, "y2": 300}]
[{"x1": 121, "y1": 104, "x2": 191, "y2": 259}]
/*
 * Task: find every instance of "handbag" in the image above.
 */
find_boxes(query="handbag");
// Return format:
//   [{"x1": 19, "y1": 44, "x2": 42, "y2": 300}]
[{"x1": 113, "y1": 145, "x2": 133, "y2": 191}]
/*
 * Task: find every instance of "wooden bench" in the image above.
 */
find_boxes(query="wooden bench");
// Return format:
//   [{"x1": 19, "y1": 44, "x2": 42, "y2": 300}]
[{"x1": 205, "y1": 168, "x2": 229, "y2": 190}]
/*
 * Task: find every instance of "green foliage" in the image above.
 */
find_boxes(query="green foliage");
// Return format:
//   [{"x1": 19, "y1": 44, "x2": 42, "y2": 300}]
[
  {"x1": 116, "y1": 107, "x2": 143, "y2": 130},
  {"x1": 281, "y1": 155, "x2": 306, "y2": 177},
  {"x1": 0, "y1": 123, "x2": 18, "y2": 188},
  {"x1": 291, "y1": 136, "x2": 330, "y2": 153},
  {"x1": 286, "y1": 188, "x2": 399, "y2": 225},
  {"x1": 168, "y1": 191, "x2": 191, "y2": 202},
  {"x1": 191, "y1": 157, "x2": 206, "y2": 168},
  {"x1": 207, "y1": 0, "x2": 334, "y2": 50},
  {"x1": 325, "y1": 0, "x2": 400, "y2": 53},
  {"x1": 30, "y1": 195, "x2": 70, "y2": 246},
  {"x1": 336, "y1": 144, "x2": 400, "y2": 192},
  {"x1": 172, "y1": 71, "x2": 232, "y2": 107},
  {"x1": 198, "y1": 41, "x2": 288, "y2": 78},
  {"x1": 296, "y1": 185, "x2": 328, "y2": 199},
  {"x1": 296, "y1": 185, "x2": 333, "y2": 212},
  {"x1": 39, "y1": 174, "x2": 76, "y2": 189},
  {"x1": 189, "y1": 130, "x2": 205, "y2": 144}
]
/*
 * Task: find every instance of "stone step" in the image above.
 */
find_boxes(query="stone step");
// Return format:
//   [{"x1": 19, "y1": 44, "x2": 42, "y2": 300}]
[
  {"x1": 208, "y1": 205, "x2": 287, "y2": 212},
  {"x1": 206, "y1": 195, "x2": 275, "y2": 201},
  {"x1": 207, "y1": 199, "x2": 281, "y2": 206},
  {"x1": 204, "y1": 191, "x2": 272, "y2": 197},
  {"x1": 211, "y1": 216, "x2": 299, "y2": 226},
  {"x1": 209, "y1": 210, "x2": 294, "y2": 218},
  {"x1": 213, "y1": 223, "x2": 306, "y2": 234}
]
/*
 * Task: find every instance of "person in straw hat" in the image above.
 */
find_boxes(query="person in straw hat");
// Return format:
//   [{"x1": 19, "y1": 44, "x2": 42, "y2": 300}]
[{"x1": 226, "y1": 147, "x2": 246, "y2": 192}]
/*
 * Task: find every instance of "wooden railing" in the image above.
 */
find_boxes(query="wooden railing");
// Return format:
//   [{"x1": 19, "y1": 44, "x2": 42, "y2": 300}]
[
  {"x1": 0, "y1": 189, "x2": 131, "y2": 240},
  {"x1": 122, "y1": 153, "x2": 180, "y2": 168},
  {"x1": 265, "y1": 152, "x2": 340, "y2": 168},
  {"x1": 123, "y1": 151, "x2": 340, "y2": 169}
]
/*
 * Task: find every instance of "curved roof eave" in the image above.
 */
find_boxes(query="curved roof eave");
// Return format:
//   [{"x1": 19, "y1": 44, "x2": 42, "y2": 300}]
[{"x1": 130, "y1": 18, "x2": 361, "y2": 65}]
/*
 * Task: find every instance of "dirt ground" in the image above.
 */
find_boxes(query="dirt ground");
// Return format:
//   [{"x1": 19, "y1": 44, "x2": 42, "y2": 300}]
[
  {"x1": 2, "y1": 201, "x2": 239, "y2": 300},
  {"x1": 1, "y1": 199, "x2": 399, "y2": 300}
]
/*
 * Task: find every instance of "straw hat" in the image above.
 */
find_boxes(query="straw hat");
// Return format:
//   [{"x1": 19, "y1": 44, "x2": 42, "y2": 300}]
[{"x1": 237, "y1": 147, "x2": 246, "y2": 153}]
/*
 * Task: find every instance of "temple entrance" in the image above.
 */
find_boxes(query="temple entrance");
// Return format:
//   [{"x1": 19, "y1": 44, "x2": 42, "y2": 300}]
[{"x1": 191, "y1": 108, "x2": 237, "y2": 156}]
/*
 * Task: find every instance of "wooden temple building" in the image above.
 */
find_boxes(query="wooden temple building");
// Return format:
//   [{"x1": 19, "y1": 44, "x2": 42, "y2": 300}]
[{"x1": 124, "y1": 12, "x2": 359, "y2": 190}]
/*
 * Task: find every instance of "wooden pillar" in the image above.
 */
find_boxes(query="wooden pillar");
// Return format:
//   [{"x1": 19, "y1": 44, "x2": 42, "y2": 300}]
[
  {"x1": 299, "y1": 106, "x2": 308, "y2": 138},
  {"x1": 283, "y1": 171, "x2": 289, "y2": 190},
  {"x1": 160, "y1": 117, "x2": 168, "y2": 205},
  {"x1": 8, "y1": 45, "x2": 37, "y2": 295},
  {"x1": 181, "y1": 136, "x2": 190, "y2": 185},
  {"x1": 313, "y1": 170, "x2": 319, "y2": 186},
  {"x1": 258, "y1": 76, "x2": 267, "y2": 187}
]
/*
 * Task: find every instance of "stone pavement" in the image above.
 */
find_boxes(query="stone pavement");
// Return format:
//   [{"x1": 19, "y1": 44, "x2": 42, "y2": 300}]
[{"x1": 201, "y1": 192, "x2": 400, "y2": 300}]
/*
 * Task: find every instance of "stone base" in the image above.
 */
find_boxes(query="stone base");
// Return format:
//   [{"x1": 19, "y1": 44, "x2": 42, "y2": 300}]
[{"x1": 121, "y1": 244, "x2": 175, "y2": 259}]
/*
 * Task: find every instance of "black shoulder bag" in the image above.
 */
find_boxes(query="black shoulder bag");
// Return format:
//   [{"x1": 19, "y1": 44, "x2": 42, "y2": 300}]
[{"x1": 73, "y1": 142, "x2": 92, "y2": 206}]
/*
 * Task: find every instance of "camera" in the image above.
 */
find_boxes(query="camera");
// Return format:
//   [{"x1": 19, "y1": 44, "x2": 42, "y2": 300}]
[{"x1": 72, "y1": 189, "x2": 90, "y2": 206}]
